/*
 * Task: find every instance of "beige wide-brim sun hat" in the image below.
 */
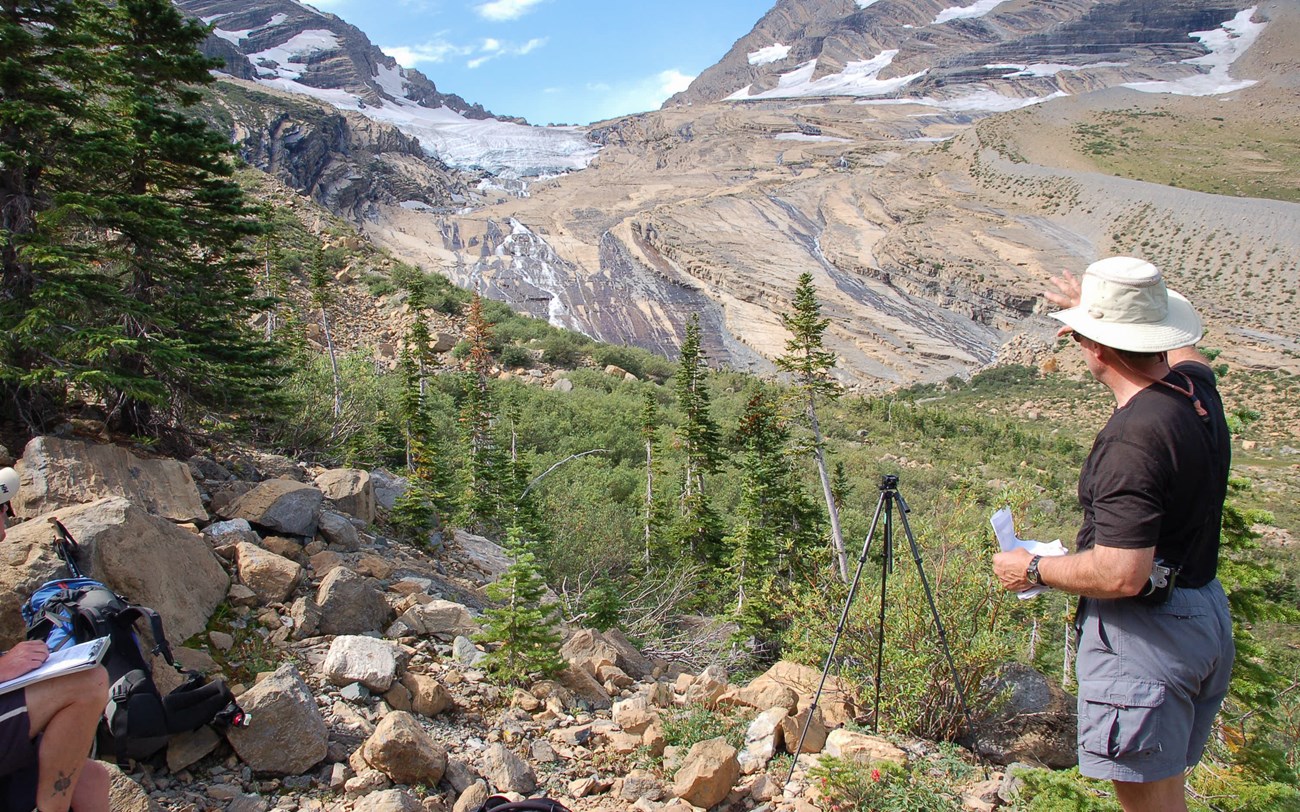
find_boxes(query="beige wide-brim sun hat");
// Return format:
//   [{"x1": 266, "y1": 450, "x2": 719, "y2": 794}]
[{"x1": 1050, "y1": 256, "x2": 1203, "y2": 353}]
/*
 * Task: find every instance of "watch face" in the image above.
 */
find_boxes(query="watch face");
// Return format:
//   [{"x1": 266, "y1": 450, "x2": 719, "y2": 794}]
[{"x1": 1027, "y1": 558, "x2": 1041, "y2": 584}]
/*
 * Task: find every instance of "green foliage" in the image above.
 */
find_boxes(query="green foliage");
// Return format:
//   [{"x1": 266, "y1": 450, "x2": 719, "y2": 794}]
[
  {"x1": 540, "y1": 331, "x2": 589, "y2": 367},
  {"x1": 581, "y1": 580, "x2": 623, "y2": 631},
  {"x1": 809, "y1": 758, "x2": 962, "y2": 812},
  {"x1": 659, "y1": 705, "x2": 752, "y2": 753},
  {"x1": 476, "y1": 525, "x2": 565, "y2": 686},
  {"x1": 498, "y1": 343, "x2": 533, "y2": 369},
  {"x1": 1009, "y1": 767, "x2": 1121, "y2": 811}
]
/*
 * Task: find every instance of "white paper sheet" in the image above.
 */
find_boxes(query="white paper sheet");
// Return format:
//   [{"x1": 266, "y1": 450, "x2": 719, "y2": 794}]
[{"x1": 991, "y1": 507, "x2": 1067, "y2": 599}]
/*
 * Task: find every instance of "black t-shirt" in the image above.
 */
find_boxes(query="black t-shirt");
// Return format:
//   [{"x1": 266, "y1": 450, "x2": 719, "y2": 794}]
[{"x1": 1075, "y1": 361, "x2": 1231, "y2": 587}]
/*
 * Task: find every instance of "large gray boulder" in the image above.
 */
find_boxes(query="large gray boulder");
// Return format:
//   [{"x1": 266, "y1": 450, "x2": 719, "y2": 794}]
[
  {"x1": 0, "y1": 498, "x2": 228, "y2": 648},
  {"x1": 316, "y1": 567, "x2": 393, "y2": 636},
  {"x1": 966, "y1": 663, "x2": 1078, "y2": 768},
  {"x1": 222, "y1": 479, "x2": 323, "y2": 537},
  {"x1": 480, "y1": 743, "x2": 536, "y2": 794},
  {"x1": 226, "y1": 665, "x2": 328, "y2": 775},
  {"x1": 14, "y1": 436, "x2": 206, "y2": 523},
  {"x1": 322, "y1": 635, "x2": 403, "y2": 692},
  {"x1": 393, "y1": 600, "x2": 480, "y2": 640},
  {"x1": 314, "y1": 468, "x2": 376, "y2": 524}
]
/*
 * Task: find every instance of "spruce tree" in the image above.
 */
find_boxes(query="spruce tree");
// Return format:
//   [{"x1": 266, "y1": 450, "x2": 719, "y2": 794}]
[
  {"x1": 671, "y1": 315, "x2": 723, "y2": 564},
  {"x1": 777, "y1": 273, "x2": 848, "y2": 581},
  {"x1": 476, "y1": 524, "x2": 565, "y2": 686},
  {"x1": 309, "y1": 245, "x2": 342, "y2": 420},
  {"x1": 640, "y1": 389, "x2": 659, "y2": 566},
  {"x1": 459, "y1": 294, "x2": 507, "y2": 533}
]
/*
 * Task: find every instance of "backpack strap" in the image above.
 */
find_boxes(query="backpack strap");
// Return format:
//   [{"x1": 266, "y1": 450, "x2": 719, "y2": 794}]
[
  {"x1": 116, "y1": 605, "x2": 177, "y2": 668},
  {"x1": 478, "y1": 798, "x2": 572, "y2": 812}
]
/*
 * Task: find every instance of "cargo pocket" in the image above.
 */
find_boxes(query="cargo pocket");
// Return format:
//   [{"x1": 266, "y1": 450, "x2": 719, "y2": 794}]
[{"x1": 1078, "y1": 679, "x2": 1165, "y2": 758}]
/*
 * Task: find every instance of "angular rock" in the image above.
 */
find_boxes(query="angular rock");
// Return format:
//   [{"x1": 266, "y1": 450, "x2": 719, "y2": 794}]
[
  {"x1": 684, "y1": 664, "x2": 729, "y2": 708},
  {"x1": 823, "y1": 729, "x2": 908, "y2": 768},
  {"x1": 315, "y1": 468, "x2": 377, "y2": 524},
  {"x1": 561, "y1": 628, "x2": 620, "y2": 677},
  {"x1": 966, "y1": 663, "x2": 1077, "y2": 768},
  {"x1": 235, "y1": 542, "x2": 303, "y2": 604},
  {"x1": 612, "y1": 696, "x2": 657, "y2": 735},
  {"x1": 202, "y1": 518, "x2": 261, "y2": 546},
  {"x1": 444, "y1": 757, "x2": 481, "y2": 795},
  {"x1": 672, "y1": 737, "x2": 740, "y2": 810},
  {"x1": 453, "y1": 635, "x2": 487, "y2": 666},
  {"x1": 15, "y1": 436, "x2": 206, "y2": 523},
  {"x1": 402, "y1": 672, "x2": 455, "y2": 717},
  {"x1": 779, "y1": 706, "x2": 827, "y2": 754},
  {"x1": 106, "y1": 762, "x2": 165, "y2": 812},
  {"x1": 369, "y1": 469, "x2": 408, "y2": 511},
  {"x1": 603, "y1": 627, "x2": 654, "y2": 680},
  {"x1": 289, "y1": 595, "x2": 322, "y2": 640},
  {"x1": 739, "y1": 707, "x2": 787, "y2": 774},
  {"x1": 227, "y1": 665, "x2": 328, "y2": 775},
  {"x1": 353, "y1": 789, "x2": 422, "y2": 812},
  {"x1": 316, "y1": 567, "x2": 393, "y2": 636},
  {"x1": 452, "y1": 529, "x2": 510, "y2": 583},
  {"x1": 223, "y1": 479, "x2": 323, "y2": 537},
  {"x1": 0, "y1": 498, "x2": 227, "y2": 648},
  {"x1": 452, "y1": 780, "x2": 488, "y2": 812},
  {"x1": 734, "y1": 679, "x2": 798, "y2": 713},
  {"x1": 359, "y1": 711, "x2": 448, "y2": 785},
  {"x1": 323, "y1": 635, "x2": 403, "y2": 692},
  {"x1": 396, "y1": 600, "x2": 481, "y2": 639},
  {"x1": 318, "y1": 509, "x2": 361, "y2": 551},
  {"x1": 749, "y1": 661, "x2": 859, "y2": 726},
  {"x1": 558, "y1": 664, "x2": 612, "y2": 710},
  {"x1": 480, "y1": 743, "x2": 537, "y2": 794},
  {"x1": 619, "y1": 769, "x2": 665, "y2": 802}
]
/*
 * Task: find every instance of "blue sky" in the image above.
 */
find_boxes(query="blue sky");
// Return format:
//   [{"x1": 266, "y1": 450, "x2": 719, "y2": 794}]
[{"x1": 305, "y1": 0, "x2": 773, "y2": 125}]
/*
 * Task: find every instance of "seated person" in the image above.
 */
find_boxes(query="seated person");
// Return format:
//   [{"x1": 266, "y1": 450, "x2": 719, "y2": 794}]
[{"x1": 0, "y1": 467, "x2": 110, "y2": 812}]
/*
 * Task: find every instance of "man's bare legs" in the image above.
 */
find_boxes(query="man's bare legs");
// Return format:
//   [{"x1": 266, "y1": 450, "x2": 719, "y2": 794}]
[
  {"x1": 1113, "y1": 774, "x2": 1188, "y2": 812},
  {"x1": 23, "y1": 666, "x2": 109, "y2": 812}
]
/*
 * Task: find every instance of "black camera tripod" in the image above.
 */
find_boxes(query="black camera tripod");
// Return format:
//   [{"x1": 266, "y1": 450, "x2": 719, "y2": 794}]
[{"x1": 784, "y1": 474, "x2": 977, "y2": 787}]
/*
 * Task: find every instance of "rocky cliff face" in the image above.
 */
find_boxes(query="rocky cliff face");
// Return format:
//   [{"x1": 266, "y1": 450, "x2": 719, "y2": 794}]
[
  {"x1": 175, "y1": 0, "x2": 600, "y2": 177},
  {"x1": 199, "y1": 80, "x2": 471, "y2": 222},
  {"x1": 669, "y1": 0, "x2": 1263, "y2": 110}
]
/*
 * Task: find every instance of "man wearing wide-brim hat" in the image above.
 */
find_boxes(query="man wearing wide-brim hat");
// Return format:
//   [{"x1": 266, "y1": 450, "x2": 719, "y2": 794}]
[{"x1": 993, "y1": 257, "x2": 1234, "y2": 812}]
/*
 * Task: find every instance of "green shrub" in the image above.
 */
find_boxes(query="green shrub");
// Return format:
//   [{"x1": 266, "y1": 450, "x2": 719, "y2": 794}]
[
  {"x1": 498, "y1": 343, "x2": 532, "y2": 369},
  {"x1": 660, "y1": 705, "x2": 752, "y2": 753},
  {"x1": 541, "y1": 332, "x2": 590, "y2": 367},
  {"x1": 808, "y1": 758, "x2": 961, "y2": 812}
]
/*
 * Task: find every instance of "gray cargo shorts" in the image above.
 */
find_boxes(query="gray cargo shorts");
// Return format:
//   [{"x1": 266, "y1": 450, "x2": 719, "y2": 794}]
[{"x1": 1075, "y1": 579, "x2": 1234, "y2": 783}]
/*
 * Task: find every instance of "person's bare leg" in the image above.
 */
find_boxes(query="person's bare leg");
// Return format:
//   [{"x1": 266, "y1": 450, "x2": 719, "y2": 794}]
[
  {"x1": 1113, "y1": 774, "x2": 1188, "y2": 812},
  {"x1": 70, "y1": 759, "x2": 109, "y2": 812},
  {"x1": 23, "y1": 667, "x2": 109, "y2": 812}
]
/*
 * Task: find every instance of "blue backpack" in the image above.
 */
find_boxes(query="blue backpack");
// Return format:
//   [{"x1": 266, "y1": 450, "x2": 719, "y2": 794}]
[{"x1": 21, "y1": 519, "x2": 248, "y2": 763}]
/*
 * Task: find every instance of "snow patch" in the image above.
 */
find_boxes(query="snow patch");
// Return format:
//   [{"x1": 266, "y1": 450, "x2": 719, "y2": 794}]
[
  {"x1": 1122, "y1": 7, "x2": 1264, "y2": 96},
  {"x1": 933, "y1": 0, "x2": 1007, "y2": 25},
  {"x1": 213, "y1": 27, "x2": 255, "y2": 46},
  {"x1": 856, "y1": 0, "x2": 883, "y2": 7},
  {"x1": 729, "y1": 52, "x2": 927, "y2": 100},
  {"x1": 253, "y1": 77, "x2": 600, "y2": 176},
  {"x1": 249, "y1": 29, "x2": 341, "y2": 80},
  {"x1": 988, "y1": 61, "x2": 1128, "y2": 77},
  {"x1": 374, "y1": 63, "x2": 410, "y2": 101},
  {"x1": 748, "y1": 43, "x2": 791, "y2": 66},
  {"x1": 773, "y1": 132, "x2": 852, "y2": 143},
  {"x1": 858, "y1": 89, "x2": 1069, "y2": 113}
]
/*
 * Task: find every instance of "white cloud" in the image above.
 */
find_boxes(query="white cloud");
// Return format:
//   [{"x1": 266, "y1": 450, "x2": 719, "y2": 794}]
[
  {"x1": 476, "y1": 0, "x2": 545, "y2": 21},
  {"x1": 384, "y1": 38, "x2": 475, "y2": 66},
  {"x1": 585, "y1": 69, "x2": 695, "y2": 122},
  {"x1": 467, "y1": 36, "x2": 547, "y2": 68}
]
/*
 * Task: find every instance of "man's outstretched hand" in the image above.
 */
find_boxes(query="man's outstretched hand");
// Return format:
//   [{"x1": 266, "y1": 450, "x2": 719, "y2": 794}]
[
  {"x1": 1044, "y1": 270, "x2": 1081, "y2": 310},
  {"x1": 0, "y1": 639, "x2": 49, "y2": 681}
]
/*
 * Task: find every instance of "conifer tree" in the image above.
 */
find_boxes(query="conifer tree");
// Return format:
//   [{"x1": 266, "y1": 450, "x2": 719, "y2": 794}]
[
  {"x1": 476, "y1": 524, "x2": 565, "y2": 686},
  {"x1": 2, "y1": 0, "x2": 282, "y2": 434},
  {"x1": 671, "y1": 315, "x2": 724, "y2": 564},
  {"x1": 459, "y1": 294, "x2": 507, "y2": 533},
  {"x1": 777, "y1": 273, "x2": 848, "y2": 581},
  {"x1": 725, "y1": 389, "x2": 823, "y2": 633}
]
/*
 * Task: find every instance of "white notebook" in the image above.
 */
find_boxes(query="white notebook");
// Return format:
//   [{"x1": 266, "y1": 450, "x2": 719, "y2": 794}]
[{"x1": 0, "y1": 637, "x2": 110, "y2": 695}]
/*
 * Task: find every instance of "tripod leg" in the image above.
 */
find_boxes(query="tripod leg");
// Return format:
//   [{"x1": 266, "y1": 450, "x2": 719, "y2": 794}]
[
  {"x1": 873, "y1": 493, "x2": 892, "y2": 732},
  {"x1": 893, "y1": 492, "x2": 978, "y2": 743},
  {"x1": 782, "y1": 489, "x2": 887, "y2": 791}
]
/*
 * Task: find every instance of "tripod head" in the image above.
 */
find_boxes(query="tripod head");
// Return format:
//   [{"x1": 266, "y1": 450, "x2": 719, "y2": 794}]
[
  {"x1": 878, "y1": 474, "x2": 899, "y2": 490},
  {"x1": 878, "y1": 474, "x2": 909, "y2": 513}
]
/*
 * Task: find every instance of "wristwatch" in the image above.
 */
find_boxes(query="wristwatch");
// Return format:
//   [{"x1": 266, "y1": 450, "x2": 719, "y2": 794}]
[{"x1": 1026, "y1": 555, "x2": 1044, "y2": 586}]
